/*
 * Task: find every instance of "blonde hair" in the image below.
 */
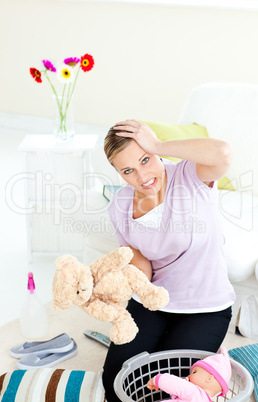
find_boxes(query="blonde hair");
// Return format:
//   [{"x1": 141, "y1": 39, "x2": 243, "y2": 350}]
[{"x1": 104, "y1": 126, "x2": 133, "y2": 165}]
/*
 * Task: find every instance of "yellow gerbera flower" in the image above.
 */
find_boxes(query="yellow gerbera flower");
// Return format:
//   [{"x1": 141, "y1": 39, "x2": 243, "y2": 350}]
[{"x1": 57, "y1": 64, "x2": 74, "y2": 83}]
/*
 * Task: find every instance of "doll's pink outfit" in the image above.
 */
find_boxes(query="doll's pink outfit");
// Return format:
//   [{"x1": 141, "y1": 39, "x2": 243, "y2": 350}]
[
  {"x1": 154, "y1": 374, "x2": 212, "y2": 401},
  {"x1": 154, "y1": 348, "x2": 231, "y2": 402}
]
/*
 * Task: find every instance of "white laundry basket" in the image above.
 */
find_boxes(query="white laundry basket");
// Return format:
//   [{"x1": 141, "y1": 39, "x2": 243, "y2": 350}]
[{"x1": 114, "y1": 350, "x2": 254, "y2": 401}]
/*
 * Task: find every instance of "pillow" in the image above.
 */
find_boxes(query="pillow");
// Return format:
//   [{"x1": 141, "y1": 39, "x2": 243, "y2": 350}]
[
  {"x1": 219, "y1": 191, "x2": 258, "y2": 282},
  {"x1": 229, "y1": 344, "x2": 258, "y2": 401},
  {"x1": 0, "y1": 369, "x2": 105, "y2": 402},
  {"x1": 144, "y1": 121, "x2": 234, "y2": 191},
  {"x1": 238, "y1": 296, "x2": 258, "y2": 341}
]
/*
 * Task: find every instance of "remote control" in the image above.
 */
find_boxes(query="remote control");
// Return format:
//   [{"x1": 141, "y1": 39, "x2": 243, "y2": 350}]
[{"x1": 83, "y1": 330, "x2": 111, "y2": 347}]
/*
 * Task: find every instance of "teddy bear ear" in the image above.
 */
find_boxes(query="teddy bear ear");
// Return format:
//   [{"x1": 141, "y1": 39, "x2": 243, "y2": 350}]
[
  {"x1": 60, "y1": 266, "x2": 75, "y2": 283},
  {"x1": 55, "y1": 255, "x2": 77, "y2": 270}
]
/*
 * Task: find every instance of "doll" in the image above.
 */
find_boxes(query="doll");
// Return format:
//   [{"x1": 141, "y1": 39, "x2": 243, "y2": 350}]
[{"x1": 147, "y1": 347, "x2": 231, "y2": 401}]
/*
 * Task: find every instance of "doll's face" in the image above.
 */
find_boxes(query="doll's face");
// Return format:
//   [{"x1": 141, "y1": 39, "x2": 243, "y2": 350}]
[{"x1": 188, "y1": 366, "x2": 215, "y2": 390}]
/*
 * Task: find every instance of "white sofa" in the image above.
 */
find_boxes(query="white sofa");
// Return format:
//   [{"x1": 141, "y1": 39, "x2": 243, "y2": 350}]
[{"x1": 84, "y1": 82, "x2": 258, "y2": 339}]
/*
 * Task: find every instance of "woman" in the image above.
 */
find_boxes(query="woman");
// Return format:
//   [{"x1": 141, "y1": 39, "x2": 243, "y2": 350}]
[{"x1": 102, "y1": 119, "x2": 235, "y2": 402}]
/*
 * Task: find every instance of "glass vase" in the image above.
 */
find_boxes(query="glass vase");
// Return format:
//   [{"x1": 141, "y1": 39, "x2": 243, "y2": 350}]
[{"x1": 52, "y1": 94, "x2": 75, "y2": 141}]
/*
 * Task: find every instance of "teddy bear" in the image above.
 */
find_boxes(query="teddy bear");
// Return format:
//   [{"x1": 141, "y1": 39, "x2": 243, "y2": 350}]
[{"x1": 52, "y1": 247, "x2": 169, "y2": 345}]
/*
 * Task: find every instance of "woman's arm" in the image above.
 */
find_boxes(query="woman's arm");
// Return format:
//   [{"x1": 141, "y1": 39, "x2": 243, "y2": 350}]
[
  {"x1": 127, "y1": 245, "x2": 153, "y2": 281},
  {"x1": 115, "y1": 120, "x2": 233, "y2": 185}
]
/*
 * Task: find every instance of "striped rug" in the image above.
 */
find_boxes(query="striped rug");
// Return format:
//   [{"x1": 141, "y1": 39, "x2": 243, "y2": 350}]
[
  {"x1": 229, "y1": 343, "x2": 258, "y2": 402},
  {"x1": 0, "y1": 369, "x2": 105, "y2": 401}
]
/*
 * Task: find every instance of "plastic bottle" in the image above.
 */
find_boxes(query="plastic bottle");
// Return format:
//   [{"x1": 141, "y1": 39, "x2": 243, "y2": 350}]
[{"x1": 20, "y1": 272, "x2": 48, "y2": 338}]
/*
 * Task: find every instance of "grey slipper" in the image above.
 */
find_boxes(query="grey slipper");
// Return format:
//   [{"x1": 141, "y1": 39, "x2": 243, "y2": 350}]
[
  {"x1": 16, "y1": 340, "x2": 77, "y2": 369},
  {"x1": 10, "y1": 333, "x2": 73, "y2": 358}
]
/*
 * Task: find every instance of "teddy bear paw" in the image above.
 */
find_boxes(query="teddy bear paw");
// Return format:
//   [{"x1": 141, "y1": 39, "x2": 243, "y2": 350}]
[
  {"x1": 142, "y1": 287, "x2": 169, "y2": 311},
  {"x1": 110, "y1": 320, "x2": 139, "y2": 345}
]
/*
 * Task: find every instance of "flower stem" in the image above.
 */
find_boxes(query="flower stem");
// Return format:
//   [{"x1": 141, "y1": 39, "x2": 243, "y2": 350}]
[
  {"x1": 63, "y1": 83, "x2": 72, "y2": 132},
  {"x1": 44, "y1": 69, "x2": 77, "y2": 138},
  {"x1": 44, "y1": 71, "x2": 61, "y2": 110},
  {"x1": 61, "y1": 67, "x2": 80, "y2": 134},
  {"x1": 61, "y1": 84, "x2": 66, "y2": 111},
  {"x1": 66, "y1": 65, "x2": 80, "y2": 111}
]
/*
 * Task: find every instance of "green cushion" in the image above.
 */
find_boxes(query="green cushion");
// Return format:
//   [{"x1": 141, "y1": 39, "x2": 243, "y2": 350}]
[
  {"x1": 229, "y1": 344, "x2": 257, "y2": 401},
  {"x1": 0, "y1": 369, "x2": 104, "y2": 401},
  {"x1": 144, "y1": 121, "x2": 234, "y2": 191}
]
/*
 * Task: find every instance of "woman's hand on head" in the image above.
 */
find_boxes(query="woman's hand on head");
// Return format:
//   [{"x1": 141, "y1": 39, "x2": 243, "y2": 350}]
[{"x1": 114, "y1": 119, "x2": 161, "y2": 155}]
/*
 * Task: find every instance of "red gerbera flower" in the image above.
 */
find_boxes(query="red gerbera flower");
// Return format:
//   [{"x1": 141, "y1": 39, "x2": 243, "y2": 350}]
[
  {"x1": 80, "y1": 54, "x2": 94, "y2": 72},
  {"x1": 30, "y1": 68, "x2": 42, "y2": 83}
]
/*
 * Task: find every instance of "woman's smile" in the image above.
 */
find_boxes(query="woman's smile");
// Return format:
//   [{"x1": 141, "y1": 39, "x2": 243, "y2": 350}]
[{"x1": 141, "y1": 177, "x2": 157, "y2": 189}]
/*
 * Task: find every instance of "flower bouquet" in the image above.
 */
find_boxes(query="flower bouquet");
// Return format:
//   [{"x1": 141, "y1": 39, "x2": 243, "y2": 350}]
[{"x1": 30, "y1": 54, "x2": 94, "y2": 141}]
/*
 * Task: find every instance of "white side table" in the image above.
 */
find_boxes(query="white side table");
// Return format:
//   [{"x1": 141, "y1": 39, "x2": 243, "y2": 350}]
[{"x1": 18, "y1": 134, "x2": 98, "y2": 261}]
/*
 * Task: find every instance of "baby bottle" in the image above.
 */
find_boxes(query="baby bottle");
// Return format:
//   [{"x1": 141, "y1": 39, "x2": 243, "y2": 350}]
[{"x1": 20, "y1": 272, "x2": 48, "y2": 338}]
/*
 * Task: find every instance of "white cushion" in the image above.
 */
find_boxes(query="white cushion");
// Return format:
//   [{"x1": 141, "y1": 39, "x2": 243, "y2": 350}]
[
  {"x1": 219, "y1": 190, "x2": 258, "y2": 282},
  {"x1": 179, "y1": 82, "x2": 258, "y2": 195},
  {"x1": 256, "y1": 261, "x2": 258, "y2": 282},
  {"x1": 238, "y1": 295, "x2": 258, "y2": 340}
]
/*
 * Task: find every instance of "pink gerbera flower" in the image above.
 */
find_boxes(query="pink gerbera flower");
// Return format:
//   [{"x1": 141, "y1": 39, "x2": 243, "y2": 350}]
[
  {"x1": 42, "y1": 60, "x2": 56, "y2": 72},
  {"x1": 64, "y1": 57, "x2": 80, "y2": 67}
]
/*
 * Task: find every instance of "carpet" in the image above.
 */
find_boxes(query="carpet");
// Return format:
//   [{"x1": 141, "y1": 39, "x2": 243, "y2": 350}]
[
  {"x1": 0, "y1": 302, "x2": 111, "y2": 375},
  {"x1": 0, "y1": 303, "x2": 256, "y2": 401}
]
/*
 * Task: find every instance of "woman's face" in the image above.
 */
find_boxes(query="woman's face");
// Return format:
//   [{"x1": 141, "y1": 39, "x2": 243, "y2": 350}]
[{"x1": 112, "y1": 140, "x2": 166, "y2": 197}]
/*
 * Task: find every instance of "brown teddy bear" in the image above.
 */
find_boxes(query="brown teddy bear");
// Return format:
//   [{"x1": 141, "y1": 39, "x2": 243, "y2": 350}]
[{"x1": 52, "y1": 247, "x2": 169, "y2": 345}]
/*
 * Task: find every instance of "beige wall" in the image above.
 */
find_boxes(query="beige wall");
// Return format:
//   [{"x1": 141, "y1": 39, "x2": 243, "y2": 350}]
[{"x1": 1, "y1": 0, "x2": 258, "y2": 126}]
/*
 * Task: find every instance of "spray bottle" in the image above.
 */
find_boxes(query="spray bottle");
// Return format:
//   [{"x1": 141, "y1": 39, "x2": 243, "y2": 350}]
[{"x1": 20, "y1": 272, "x2": 48, "y2": 338}]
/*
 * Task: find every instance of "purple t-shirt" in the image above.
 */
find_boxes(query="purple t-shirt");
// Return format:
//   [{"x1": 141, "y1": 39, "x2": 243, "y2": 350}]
[{"x1": 108, "y1": 159, "x2": 236, "y2": 312}]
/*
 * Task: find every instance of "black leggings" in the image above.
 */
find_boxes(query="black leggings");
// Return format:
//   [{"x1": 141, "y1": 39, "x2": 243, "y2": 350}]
[{"x1": 102, "y1": 299, "x2": 232, "y2": 402}]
